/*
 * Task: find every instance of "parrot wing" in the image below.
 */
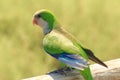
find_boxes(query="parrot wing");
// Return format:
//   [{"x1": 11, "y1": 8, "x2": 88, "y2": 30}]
[{"x1": 55, "y1": 27, "x2": 107, "y2": 68}]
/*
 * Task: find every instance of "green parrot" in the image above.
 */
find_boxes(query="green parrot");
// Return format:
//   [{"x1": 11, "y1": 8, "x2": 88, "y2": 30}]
[{"x1": 32, "y1": 9, "x2": 107, "y2": 80}]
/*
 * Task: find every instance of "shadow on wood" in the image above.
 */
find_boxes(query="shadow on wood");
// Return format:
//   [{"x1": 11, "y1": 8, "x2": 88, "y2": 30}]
[{"x1": 23, "y1": 58, "x2": 120, "y2": 80}]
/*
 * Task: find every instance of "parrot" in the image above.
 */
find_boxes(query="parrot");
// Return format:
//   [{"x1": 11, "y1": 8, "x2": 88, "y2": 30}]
[{"x1": 32, "y1": 9, "x2": 107, "y2": 80}]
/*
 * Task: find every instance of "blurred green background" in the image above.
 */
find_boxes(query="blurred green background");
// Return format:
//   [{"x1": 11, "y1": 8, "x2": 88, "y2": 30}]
[{"x1": 0, "y1": 0, "x2": 120, "y2": 80}]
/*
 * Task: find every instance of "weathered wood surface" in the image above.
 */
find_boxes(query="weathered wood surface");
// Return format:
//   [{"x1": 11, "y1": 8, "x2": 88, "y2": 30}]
[{"x1": 23, "y1": 58, "x2": 120, "y2": 80}]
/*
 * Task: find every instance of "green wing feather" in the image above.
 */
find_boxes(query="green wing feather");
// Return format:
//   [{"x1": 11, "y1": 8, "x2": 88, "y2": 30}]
[{"x1": 54, "y1": 27, "x2": 107, "y2": 67}]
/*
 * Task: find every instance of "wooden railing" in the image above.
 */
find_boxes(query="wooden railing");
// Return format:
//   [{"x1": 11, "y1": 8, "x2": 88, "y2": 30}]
[{"x1": 23, "y1": 58, "x2": 120, "y2": 80}]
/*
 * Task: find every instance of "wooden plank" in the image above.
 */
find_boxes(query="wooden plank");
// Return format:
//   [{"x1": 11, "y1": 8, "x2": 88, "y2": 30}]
[{"x1": 23, "y1": 58, "x2": 120, "y2": 80}]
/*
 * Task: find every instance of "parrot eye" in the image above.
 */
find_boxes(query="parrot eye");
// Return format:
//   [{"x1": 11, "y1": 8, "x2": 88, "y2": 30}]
[
  {"x1": 37, "y1": 14, "x2": 41, "y2": 18},
  {"x1": 35, "y1": 14, "x2": 41, "y2": 18}
]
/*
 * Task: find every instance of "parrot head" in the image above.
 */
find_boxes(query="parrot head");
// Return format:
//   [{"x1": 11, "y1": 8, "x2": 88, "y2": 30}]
[{"x1": 33, "y1": 9, "x2": 58, "y2": 34}]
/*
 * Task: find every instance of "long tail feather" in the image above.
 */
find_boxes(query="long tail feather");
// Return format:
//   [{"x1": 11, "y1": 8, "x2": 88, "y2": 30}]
[{"x1": 79, "y1": 66, "x2": 93, "y2": 80}]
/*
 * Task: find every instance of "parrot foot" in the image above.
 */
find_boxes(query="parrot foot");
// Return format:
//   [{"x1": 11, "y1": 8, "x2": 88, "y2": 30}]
[
  {"x1": 48, "y1": 67, "x2": 75, "y2": 76},
  {"x1": 57, "y1": 67, "x2": 74, "y2": 76}
]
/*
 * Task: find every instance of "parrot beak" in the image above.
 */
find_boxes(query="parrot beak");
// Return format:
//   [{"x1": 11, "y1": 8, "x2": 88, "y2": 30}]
[{"x1": 32, "y1": 18, "x2": 38, "y2": 26}]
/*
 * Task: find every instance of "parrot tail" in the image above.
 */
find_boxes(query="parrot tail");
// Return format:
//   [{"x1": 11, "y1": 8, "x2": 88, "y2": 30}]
[{"x1": 79, "y1": 66, "x2": 93, "y2": 80}]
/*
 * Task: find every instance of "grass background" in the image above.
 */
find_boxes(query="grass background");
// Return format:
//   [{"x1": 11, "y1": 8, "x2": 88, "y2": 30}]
[{"x1": 0, "y1": 0, "x2": 120, "y2": 80}]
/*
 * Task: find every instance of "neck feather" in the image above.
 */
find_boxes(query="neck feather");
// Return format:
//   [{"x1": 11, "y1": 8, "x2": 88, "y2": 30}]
[{"x1": 43, "y1": 20, "x2": 60, "y2": 35}]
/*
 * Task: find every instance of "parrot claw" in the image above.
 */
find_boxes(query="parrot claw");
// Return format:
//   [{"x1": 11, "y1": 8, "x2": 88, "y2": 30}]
[{"x1": 56, "y1": 67, "x2": 74, "y2": 76}]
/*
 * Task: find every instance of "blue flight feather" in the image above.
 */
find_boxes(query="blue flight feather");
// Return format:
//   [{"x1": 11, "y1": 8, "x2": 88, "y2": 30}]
[{"x1": 57, "y1": 53, "x2": 89, "y2": 70}]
